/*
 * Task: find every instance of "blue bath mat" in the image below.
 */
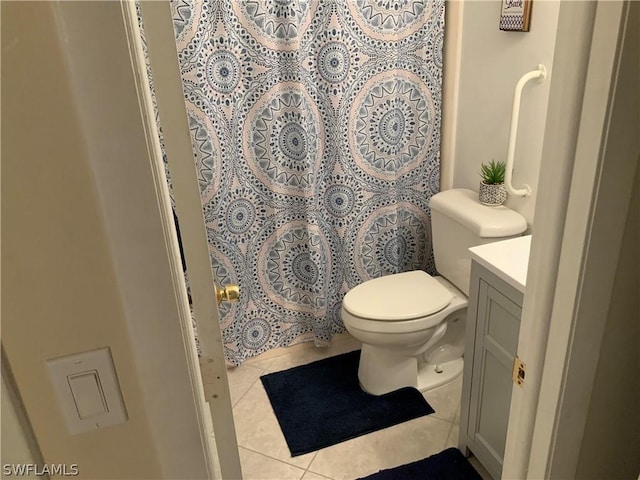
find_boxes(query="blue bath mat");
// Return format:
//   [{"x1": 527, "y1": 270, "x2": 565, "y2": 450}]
[
  {"x1": 260, "y1": 349, "x2": 434, "y2": 456},
  {"x1": 357, "y1": 448, "x2": 483, "y2": 480}
]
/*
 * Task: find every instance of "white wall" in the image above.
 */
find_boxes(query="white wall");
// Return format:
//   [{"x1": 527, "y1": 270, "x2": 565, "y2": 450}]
[
  {"x1": 2, "y1": 3, "x2": 210, "y2": 478},
  {"x1": 52, "y1": 3, "x2": 212, "y2": 478},
  {"x1": 1, "y1": 365, "x2": 41, "y2": 480},
  {"x1": 2, "y1": 3, "x2": 163, "y2": 477},
  {"x1": 446, "y1": 1, "x2": 561, "y2": 225}
]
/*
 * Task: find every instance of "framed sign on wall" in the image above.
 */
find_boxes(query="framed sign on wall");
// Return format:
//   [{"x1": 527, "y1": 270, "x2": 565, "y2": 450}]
[{"x1": 499, "y1": 0, "x2": 533, "y2": 32}]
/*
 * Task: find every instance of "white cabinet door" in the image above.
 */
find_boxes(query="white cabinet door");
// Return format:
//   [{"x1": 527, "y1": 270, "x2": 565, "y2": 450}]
[{"x1": 461, "y1": 263, "x2": 523, "y2": 480}]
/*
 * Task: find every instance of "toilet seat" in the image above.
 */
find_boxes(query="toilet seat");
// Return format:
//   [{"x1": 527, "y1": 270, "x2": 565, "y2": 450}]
[{"x1": 342, "y1": 270, "x2": 453, "y2": 321}]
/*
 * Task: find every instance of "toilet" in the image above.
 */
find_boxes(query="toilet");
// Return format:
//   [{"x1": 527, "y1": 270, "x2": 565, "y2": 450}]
[{"x1": 341, "y1": 189, "x2": 527, "y2": 395}]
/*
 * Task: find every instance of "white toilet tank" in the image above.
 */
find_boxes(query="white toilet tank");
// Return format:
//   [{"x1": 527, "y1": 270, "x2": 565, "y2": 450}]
[{"x1": 429, "y1": 189, "x2": 527, "y2": 295}]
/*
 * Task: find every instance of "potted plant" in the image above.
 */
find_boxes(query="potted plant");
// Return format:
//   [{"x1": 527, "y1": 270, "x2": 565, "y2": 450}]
[{"x1": 479, "y1": 160, "x2": 507, "y2": 206}]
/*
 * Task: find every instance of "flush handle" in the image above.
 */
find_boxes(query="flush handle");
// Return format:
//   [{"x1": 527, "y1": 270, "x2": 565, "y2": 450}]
[{"x1": 215, "y1": 284, "x2": 240, "y2": 305}]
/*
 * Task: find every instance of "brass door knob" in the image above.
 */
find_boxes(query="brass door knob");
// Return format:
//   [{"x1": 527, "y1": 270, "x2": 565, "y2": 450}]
[{"x1": 215, "y1": 284, "x2": 240, "y2": 305}]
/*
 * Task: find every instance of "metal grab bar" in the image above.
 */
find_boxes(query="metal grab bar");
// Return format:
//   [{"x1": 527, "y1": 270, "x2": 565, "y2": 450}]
[{"x1": 505, "y1": 64, "x2": 547, "y2": 197}]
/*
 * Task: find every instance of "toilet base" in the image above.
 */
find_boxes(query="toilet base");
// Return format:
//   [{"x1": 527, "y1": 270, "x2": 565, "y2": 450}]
[
  {"x1": 416, "y1": 357, "x2": 464, "y2": 392},
  {"x1": 358, "y1": 344, "x2": 464, "y2": 395}
]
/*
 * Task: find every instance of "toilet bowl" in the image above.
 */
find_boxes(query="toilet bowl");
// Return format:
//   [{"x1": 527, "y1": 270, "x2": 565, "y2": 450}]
[{"x1": 341, "y1": 188, "x2": 527, "y2": 395}]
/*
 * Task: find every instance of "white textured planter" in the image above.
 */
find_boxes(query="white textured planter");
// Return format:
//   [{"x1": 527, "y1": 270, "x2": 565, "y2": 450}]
[{"x1": 479, "y1": 181, "x2": 507, "y2": 206}]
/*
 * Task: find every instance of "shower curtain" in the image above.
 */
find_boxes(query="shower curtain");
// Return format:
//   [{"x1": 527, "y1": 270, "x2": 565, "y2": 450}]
[{"x1": 165, "y1": 0, "x2": 444, "y2": 365}]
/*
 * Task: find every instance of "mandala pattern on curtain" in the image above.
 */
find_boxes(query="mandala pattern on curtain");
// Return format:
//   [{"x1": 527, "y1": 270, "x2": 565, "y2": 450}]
[{"x1": 170, "y1": 0, "x2": 445, "y2": 365}]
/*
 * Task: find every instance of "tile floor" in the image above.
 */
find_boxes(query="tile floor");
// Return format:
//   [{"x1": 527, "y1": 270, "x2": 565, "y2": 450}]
[{"x1": 226, "y1": 333, "x2": 490, "y2": 480}]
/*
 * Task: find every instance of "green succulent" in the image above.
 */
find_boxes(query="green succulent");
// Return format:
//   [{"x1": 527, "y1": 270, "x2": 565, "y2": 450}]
[{"x1": 479, "y1": 160, "x2": 506, "y2": 185}]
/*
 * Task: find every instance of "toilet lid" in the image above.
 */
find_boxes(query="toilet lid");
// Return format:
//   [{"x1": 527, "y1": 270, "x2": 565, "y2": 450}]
[{"x1": 342, "y1": 271, "x2": 453, "y2": 321}]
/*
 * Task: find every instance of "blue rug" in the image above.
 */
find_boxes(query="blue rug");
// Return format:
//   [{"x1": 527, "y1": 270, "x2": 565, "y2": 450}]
[
  {"x1": 260, "y1": 349, "x2": 434, "y2": 456},
  {"x1": 357, "y1": 448, "x2": 483, "y2": 480}
]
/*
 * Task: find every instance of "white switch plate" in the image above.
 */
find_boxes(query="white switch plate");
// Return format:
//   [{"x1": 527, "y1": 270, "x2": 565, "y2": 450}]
[{"x1": 46, "y1": 347, "x2": 128, "y2": 434}]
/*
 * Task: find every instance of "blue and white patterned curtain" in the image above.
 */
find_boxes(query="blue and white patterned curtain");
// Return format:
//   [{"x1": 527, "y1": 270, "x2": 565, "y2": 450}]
[{"x1": 168, "y1": 0, "x2": 444, "y2": 365}]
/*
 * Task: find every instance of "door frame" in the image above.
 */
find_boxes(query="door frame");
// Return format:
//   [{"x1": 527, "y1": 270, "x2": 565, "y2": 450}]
[
  {"x1": 503, "y1": 2, "x2": 637, "y2": 478},
  {"x1": 528, "y1": 2, "x2": 637, "y2": 477},
  {"x1": 106, "y1": 1, "x2": 634, "y2": 479},
  {"x1": 49, "y1": 2, "x2": 224, "y2": 478},
  {"x1": 49, "y1": 1, "x2": 241, "y2": 478},
  {"x1": 124, "y1": 2, "x2": 242, "y2": 478}
]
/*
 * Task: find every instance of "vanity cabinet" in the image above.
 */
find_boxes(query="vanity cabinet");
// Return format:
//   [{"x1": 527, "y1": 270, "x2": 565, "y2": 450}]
[{"x1": 459, "y1": 259, "x2": 524, "y2": 480}]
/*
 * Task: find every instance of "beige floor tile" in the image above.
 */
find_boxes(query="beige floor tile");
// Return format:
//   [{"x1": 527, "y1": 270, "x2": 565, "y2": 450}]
[
  {"x1": 307, "y1": 415, "x2": 453, "y2": 480},
  {"x1": 238, "y1": 447, "x2": 306, "y2": 480},
  {"x1": 230, "y1": 335, "x2": 465, "y2": 480},
  {"x1": 243, "y1": 333, "x2": 356, "y2": 366},
  {"x1": 300, "y1": 471, "x2": 333, "y2": 480},
  {"x1": 422, "y1": 374, "x2": 463, "y2": 422},
  {"x1": 453, "y1": 400, "x2": 460, "y2": 425},
  {"x1": 243, "y1": 339, "x2": 315, "y2": 366},
  {"x1": 255, "y1": 337, "x2": 361, "y2": 374},
  {"x1": 445, "y1": 420, "x2": 459, "y2": 449},
  {"x1": 226, "y1": 364, "x2": 265, "y2": 407},
  {"x1": 232, "y1": 380, "x2": 317, "y2": 470}
]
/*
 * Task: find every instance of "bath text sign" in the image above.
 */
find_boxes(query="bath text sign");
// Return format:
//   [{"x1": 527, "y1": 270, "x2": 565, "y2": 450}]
[{"x1": 500, "y1": 0, "x2": 532, "y2": 32}]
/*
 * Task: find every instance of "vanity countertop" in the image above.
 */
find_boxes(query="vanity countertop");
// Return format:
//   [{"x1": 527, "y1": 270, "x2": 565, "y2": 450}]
[{"x1": 469, "y1": 235, "x2": 531, "y2": 293}]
